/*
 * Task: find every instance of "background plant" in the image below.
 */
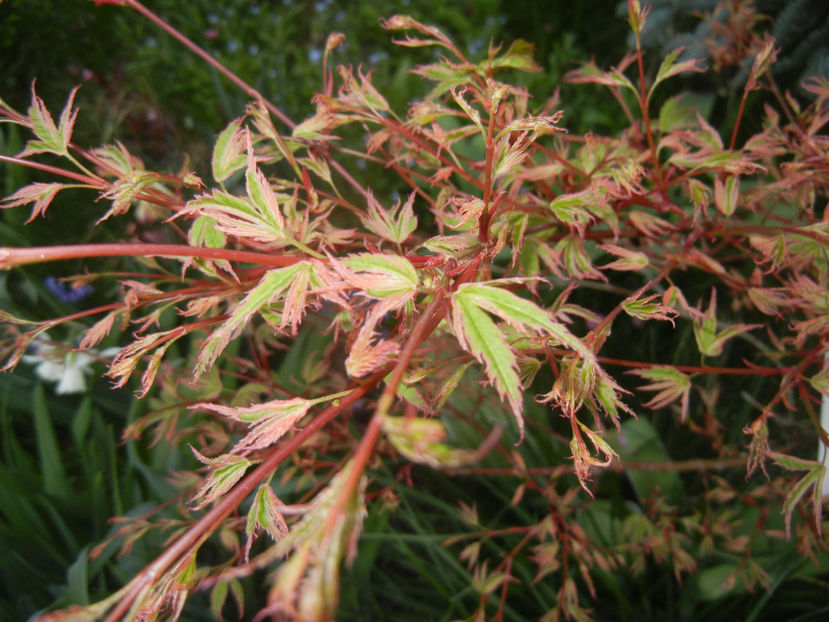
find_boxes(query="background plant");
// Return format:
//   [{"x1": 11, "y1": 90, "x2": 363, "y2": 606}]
[{"x1": 1, "y1": 0, "x2": 828, "y2": 621}]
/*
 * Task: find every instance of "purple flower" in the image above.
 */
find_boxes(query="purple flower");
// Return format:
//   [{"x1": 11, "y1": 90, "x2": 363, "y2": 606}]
[{"x1": 45, "y1": 276, "x2": 93, "y2": 304}]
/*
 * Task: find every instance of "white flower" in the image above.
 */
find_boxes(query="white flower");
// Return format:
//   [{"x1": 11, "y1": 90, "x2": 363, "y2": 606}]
[{"x1": 22, "y1": 334, "x2": 120, "y2": 395}]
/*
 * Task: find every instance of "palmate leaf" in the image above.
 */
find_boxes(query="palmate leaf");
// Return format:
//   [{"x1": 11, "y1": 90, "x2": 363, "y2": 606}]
[
  {"x1": 197, "y1": 397, "x2": 312, "y2": 453},
  {"x1": 211, "y1": 117, "x2": 246, "y2": 182},
  {"x1": 693, "y1": 290, "x2": 761, "y2": 357},
  {"x1": 20, "y1": 83, "x2": 79, "y2": 157},
  {"x1": 0, "y1": 181, "x2": 65, "y2": 222},
  {"x1": 647, "y1": 48, "x2": 705, "y2": 102},
  {"x1": 628, "y1": 366, "x2": 691, "y2": 421},
  {"x1": 359, "y1": 191, "x2": 417, "y2": 244},
  {"x1": 450, "y1": 291, "x2": 522, "y2": 429},
  {"x1": 195, "y1": 261, "x2": 316, "y2": 377},
  {"x1": 771, "y1": 452, "x2": 825, "y2": 537},
  {"x1": 450, "y1": 282, "x2": 593, "y2": 438}
]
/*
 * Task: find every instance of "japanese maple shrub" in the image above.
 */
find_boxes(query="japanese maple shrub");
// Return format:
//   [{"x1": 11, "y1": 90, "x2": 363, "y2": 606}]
[{"x1": 0, "y1": 0, "x2": 827, "y2": 620}]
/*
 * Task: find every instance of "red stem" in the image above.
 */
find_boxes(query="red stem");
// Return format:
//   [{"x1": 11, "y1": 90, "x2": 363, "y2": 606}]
[
  {"x1": 325, "y1": 288, "x2": 450, "y2": 535},
  {"x1": 0, "y1": 153, "x2": 102, "y2": 186},
  {"x1": 103, "y1": 370, "x2": 386, "y2": 622},
  {"x1": 0, "y1": 243, "x2": 303, "y2": 269}
]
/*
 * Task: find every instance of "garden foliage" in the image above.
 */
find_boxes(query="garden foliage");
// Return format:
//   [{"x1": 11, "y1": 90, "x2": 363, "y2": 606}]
[{"x1": 1, "y1": 0, "x2": 828, "y2": 620}]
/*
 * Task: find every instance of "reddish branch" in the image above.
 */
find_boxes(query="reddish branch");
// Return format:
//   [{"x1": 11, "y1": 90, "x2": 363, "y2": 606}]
[
  {"x1": 0, "y1": 243, "x2": 303, "y2": 269},
  {"x1": 102, "y1": 367, "x2": 387, "y2": 621}
]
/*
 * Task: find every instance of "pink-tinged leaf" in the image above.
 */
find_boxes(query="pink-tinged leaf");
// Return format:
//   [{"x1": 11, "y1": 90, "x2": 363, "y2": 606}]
[
  {"x1": 245, "y1": 130, "x2": 285, "y2": 234},
  {"x1": 622, "y1": 293, "x2": 678, "y2": 324},
  {"x1": 685, "y1": 177, "x2": 711, "y2": 217},
  {"x1": 89, "y1": 141, "x2": 141, "y2": 177},
  {"x1": 629, "y1": 366, "x2": 691, "y2": 421},
  {"x1": 345, "y1": 319, "x2": 400, "y2": 378},
  {"x1": 497, "y1": 112, "x2": 565, "y2": 141},
  {"x1": 211, "y1": 117, "x2": 247, "y2": 182},
  {"x1": 185, "y1": 191, "x2": 282, "y2": 243},
  {"x1": 107, "y1": 325, "x2": 194, "y2": 394},
  {"x1": 713, "y1": 174, "x2": 739, "y2": 216},
  {"x1": 555, "y1": 234, "x2": 605, "y2": 281},
  {"x1": 455, "y1": 282, "x2": 594, "y2": 360},
  {"x1": 245, "y1": 484, "x2": 289, "y2": 562},
  {"x1": 627, "y1": 0, "x2": 649, "y2": 34},
  {"x1": 360, "y1": 191, "x2": 418, "y2": 244},
  {"x1": 270, "y1": 460, "x2": 366, "y2": 620},
  {"x1": 590, "y1": 368, "x2": 633, "y2": 425},
  {"x1": 0, "y1": 182, "x2": 65, "y2": 222},
  {"x1": 195, "y1": 262, "x2": 315, "y2": 377},
  {"x1": 21, "y1": 83, "x2": 79, "y2": 157},
  {"x1": 746, "y1": 286, "x2": 789, "y2": 316},
  {"x1": 570, "y1": 419, "x2": 619, "y2": 495},
  {"x1": 335, "y1": 65, "x2": 390, "y2": 114},
  {"x1": 471, "y1": 562, "x2": 517, "y2": 596},
  {"x1": 770, "y1": 451, "x2": 824, "y2": 537},
  {"x1": 199, "y1": 397, "x2": 312, "y2": 453},
  {"x1": 410, "y1": 61, "x2": 474, "y2": 99},
  {"x1": 629, "y1": 210, "x2": 675, "y2": 238},
  {"x1": 599, "y1": 243, "x2": 649, "y2": 271},
  {"x1": 564, "y1": 56, "x2": 637, "y2": 92},
  {"x1": 493, "y1": 134, "x2": 530, "y2": 181},
  {"x1": 647, "y1": 48, "x2": 705, "y2": 101},
  {"x1": 96, "y1": 170, "x2": 162, "y2": 223},
  {"x1": 340, "y1": 253, "x2": 418, "y2": 299},
  {"x1": 189, "y1": 449, "x2": 253, "y2": 510},
  {"x1": 450, "y1": 87, "x2": 484, "y2": 133},
  {"x1": 57, "y1": 86, "x2": 80, "y2": 150},
  {"x1": 78, "y1": 310, "x2": 118, "y2": 351},
  {"x1": 380, "y1": 15, "x2": 454, "y2": 50},
  {"x1": 746, "y1": 38, "x2": 778, "y2": 91}
]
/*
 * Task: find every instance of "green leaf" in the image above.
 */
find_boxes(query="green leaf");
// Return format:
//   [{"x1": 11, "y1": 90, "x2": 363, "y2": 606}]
[
  {"x1": 411, "y1": 62, "x2": 474, "y2": 99},
  {"x1": 33, "y1": 383, "x2": 70, "y2": 497},
  {"x1": 196, "y1": 262, "x2": 313, "y2": 376},
  {"x1": 189, "y1": 450, "x2": 252, "y2": 509},
  {"x1": 22, "y1": 83, "x2": 79, "y2": 157},
  {"x1": 714, "y1": 174, "x2": 739, "y2": 216},
  {"x1": 382, "y1": 415, "x2": 477, "y2": 468},
  {"x1": 211, "y1": 118, "x2": 246, "y2": 182},
  {"x1": 622, "y1": 294, "x2": 678, "y2": 323},
  {"x1": 96, "y1": 170, "x2": 162, "y2": 223},
  {"x1": 450, "y1": 284, "x2": 594, "y2": 434},
  {"x1": 693, "y1": 290, "x2": 761, "y2": 357},
  {"x1": 657, "y1": 94, "x2": 698, "y2": 132},
  {"x1": 647, "y1": 48, "x2": 705, "y2": 101},
  {"x1": 455, "y1": 282, "x2": 585, "y2": 353},
  {"x1": 488, "y1": 39, "x2": 541, "y2": 72},
  {"x1": 342, "y1": 253, "x2": 418, "y2": 298},
  {"x1": 245, "y1": 484, "x2": 288, "y2": 561},
  {"x1": 771, "y1": 452, "x2": 824, "y2": 537},
  {"x1": 450, "y1": 289, "x2": 523, "y2": 432}
]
